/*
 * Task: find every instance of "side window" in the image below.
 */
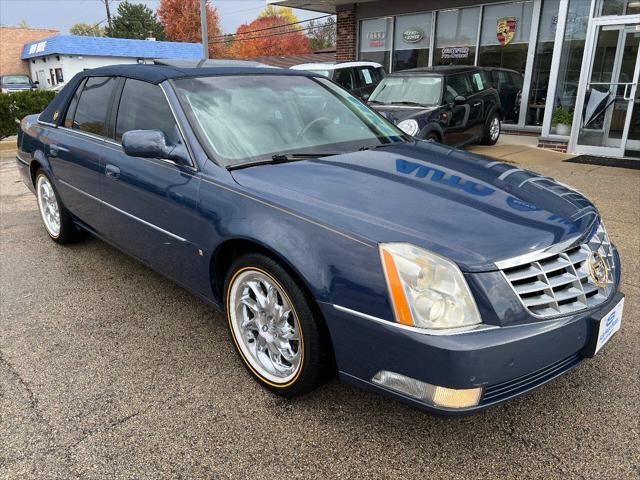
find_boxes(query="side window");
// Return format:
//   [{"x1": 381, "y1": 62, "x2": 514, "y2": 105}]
[
  {"x1": 497, "y1": 71, "x2": 510, "y2": 88},
  {"x1": 63, "y1": 78, "x2": 86, "y2": 128},
  {"x1": 334, "y1": 68, "x2": 355, "y2": 90},
  {"x1": 115, "y1": 79, "x2": 178, "y2": 143},
  {"x1": 445, "y1": 74, "x2": 473, "y2": 102},
  {"x1": 510, "y1": 72, "x2": 523, "y2": 89},
  {"x1": 72, "y1": 76, "x2": 116, "y2": 137}
]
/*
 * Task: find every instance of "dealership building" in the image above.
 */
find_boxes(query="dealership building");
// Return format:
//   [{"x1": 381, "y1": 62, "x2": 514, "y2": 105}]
[{"x1": 271, "y1": 0, "x2": 640, "y2": 158}]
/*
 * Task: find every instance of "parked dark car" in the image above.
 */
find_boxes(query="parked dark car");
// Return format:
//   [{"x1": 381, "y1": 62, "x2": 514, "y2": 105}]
[
  {"x1": 481, "y1": 67, "x2": 524, "y2": 123},
  {"x1": 1, "y1": 74, "x2": 38, "y2": 93},
  {"x1": 16, "y1": 65, "x2": 624, "y2": 414},
  {"x1": 291, "y1": 61, "x2": 385, "y2": 100},
  {"x1": 367, "y1": 66, "x2": 503, "y2": 147}
]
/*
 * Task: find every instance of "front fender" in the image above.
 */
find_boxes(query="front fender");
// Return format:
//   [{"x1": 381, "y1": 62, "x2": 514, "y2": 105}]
[{"x1": 199, "y1": 178, "x2": 393, "y2": 320}]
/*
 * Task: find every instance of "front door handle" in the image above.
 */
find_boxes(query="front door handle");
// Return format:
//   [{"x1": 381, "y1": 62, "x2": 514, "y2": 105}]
[
  {"x1": 473, "y1": 102, "x2": 482, "y2": 107},
  {"x1": 105, "y1": 164, "x2": 120, "y2": 179}
]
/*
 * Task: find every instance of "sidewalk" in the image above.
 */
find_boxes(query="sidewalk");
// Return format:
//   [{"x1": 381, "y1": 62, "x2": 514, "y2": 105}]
[{"x1": 468, "y1": 134, "x2": 574, "y2": 167}]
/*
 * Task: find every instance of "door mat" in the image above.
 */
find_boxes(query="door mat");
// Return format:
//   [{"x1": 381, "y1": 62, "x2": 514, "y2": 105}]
[{"x1": 564, "y1": 155, "x2": 640, "y2": 170}]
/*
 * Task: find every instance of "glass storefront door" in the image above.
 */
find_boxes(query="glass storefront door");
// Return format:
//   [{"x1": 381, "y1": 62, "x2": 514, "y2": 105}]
[{"x1": 572, "y1": 20, "x2": 640, "y2": 157}]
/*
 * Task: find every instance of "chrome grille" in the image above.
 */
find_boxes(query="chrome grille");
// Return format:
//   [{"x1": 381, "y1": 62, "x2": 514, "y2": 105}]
[{"x1": 501, "y1": 223, "x2": 615, "y2": 318}]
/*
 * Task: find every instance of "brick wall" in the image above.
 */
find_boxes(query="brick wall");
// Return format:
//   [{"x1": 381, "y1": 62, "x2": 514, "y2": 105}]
[
  {"x1": 336, "y1": 7, "x2": 356, "y2": 62},
  {"x1": 0, "y1": 27, "x2": 59, "y2": 76},
  {"x1": 538, "y1": 139, "x2": 568, "y2": 153}
]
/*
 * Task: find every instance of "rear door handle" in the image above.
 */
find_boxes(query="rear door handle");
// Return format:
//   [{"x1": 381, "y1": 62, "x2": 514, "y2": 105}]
[
  {"x1": 105, "y1": 164, "x2": 120, "y2": 179},
  {"x1": 49, "y1": 144, "x2": 69, "y2": 157}
]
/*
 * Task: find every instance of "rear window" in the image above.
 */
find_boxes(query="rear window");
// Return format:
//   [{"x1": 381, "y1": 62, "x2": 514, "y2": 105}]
[
  {"x1": 2, "y1": 75, "x2": 31, "y2": 85},
  {"x1": 72, "y1": 77, "x2": 117, "y2": 137}
]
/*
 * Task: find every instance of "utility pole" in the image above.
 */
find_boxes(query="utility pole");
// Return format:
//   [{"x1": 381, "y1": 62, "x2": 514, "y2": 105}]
[
  {"x1": 103, "y1": 0, "x2": 113, "y2": 34},
  {"x1": 200, "y1": 0, "x2": 209, "y2": 59}
]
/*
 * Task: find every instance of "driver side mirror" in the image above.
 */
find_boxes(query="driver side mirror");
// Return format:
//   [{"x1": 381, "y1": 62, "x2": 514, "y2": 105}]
[
  {"x1": 454, "y1": 95, "x2": 467, "y2": 105},
  {"x1": 121, "y1": 129, "x2": 190, "y2": 165}
]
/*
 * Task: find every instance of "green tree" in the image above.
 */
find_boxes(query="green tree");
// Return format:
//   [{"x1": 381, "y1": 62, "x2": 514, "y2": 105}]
[
  {"x1": 109, "y1": 0, "x2": 166, "y2": 40},
  {"x1": 70, "y1": 23, "x2": 106, "y2": 37}
]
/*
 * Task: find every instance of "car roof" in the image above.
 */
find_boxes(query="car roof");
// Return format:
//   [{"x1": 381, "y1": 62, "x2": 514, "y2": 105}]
[
  {"x1": 291, "y1": 61, "x2": 382, "y2": 71},
  {"x1": 76, "y1": 63, "x2": 319, "y2": 85},
  {"x1": 479, "y1": 66, "x2": 521, "y2": 75},
  {"x1": 388, "y1": 66, "x2": 479, "y2": 76}
]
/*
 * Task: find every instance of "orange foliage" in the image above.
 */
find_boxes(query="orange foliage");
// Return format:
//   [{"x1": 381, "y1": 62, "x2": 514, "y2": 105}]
[
  {"x1": 157, "y1": 0, "x2": 225, "y2": 57},
  {"x1": 229, "y1": 16, "x2": 311, "y2": 59}
]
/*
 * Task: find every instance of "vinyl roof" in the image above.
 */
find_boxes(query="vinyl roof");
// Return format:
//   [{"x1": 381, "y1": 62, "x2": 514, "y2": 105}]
[{"x1": 21, "y1": 35, "x2": 201, "y2": 60}]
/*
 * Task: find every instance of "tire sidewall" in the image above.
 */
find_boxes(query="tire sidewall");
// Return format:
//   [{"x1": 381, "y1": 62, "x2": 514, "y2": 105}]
[
  {"x1": 483, "y1": 113, "x2": 501, "y2": 145},
  {"x1": 35, "y1": 169, "x2": 75, "y2": 244},
  {"x1": 223, "y1": 253, "x2": 327, "y2": 397}
]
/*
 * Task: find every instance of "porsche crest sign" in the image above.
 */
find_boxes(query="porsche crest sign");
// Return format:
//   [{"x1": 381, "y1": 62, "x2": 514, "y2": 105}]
[{"x1": 497, "y1": 17, "x2": 517, "y2": 46}]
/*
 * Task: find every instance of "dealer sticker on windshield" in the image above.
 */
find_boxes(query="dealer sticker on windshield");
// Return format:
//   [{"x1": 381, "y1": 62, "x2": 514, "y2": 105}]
[{"x1": 594, "y1": 298, "x2": 624, "y2": 355}]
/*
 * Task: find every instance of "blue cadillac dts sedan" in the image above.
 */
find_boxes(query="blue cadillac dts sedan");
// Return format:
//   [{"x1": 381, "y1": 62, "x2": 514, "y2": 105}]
[{"x1": 16, "y1": 65, "x2": 624, "y2": 414}]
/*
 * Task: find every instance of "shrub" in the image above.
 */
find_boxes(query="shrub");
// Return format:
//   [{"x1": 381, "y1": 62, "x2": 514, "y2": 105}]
[
  {"x1": 0, "y1": 90, "x2": 56, "y2": 139},
  {"x1": 551, "y1": 107, "x2": 573, "y2": 126}
]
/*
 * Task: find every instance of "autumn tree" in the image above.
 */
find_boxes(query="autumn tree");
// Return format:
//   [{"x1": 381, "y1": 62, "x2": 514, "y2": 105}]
[
  {"x1": 259, "y1": 6, "x2": 299, "y2": 26},
  {"x1": 70, "y1": 23, "x2": 106, "y2": 37},
  {"x1": 229, "y1": 15, "x2": 311, "y2": 58},
  {"x1": 109, "y1": 1, "x2": 166, "y2": 40},
  {"x1": 157, "y1": 0, "x2": 224, "y2": 57}
]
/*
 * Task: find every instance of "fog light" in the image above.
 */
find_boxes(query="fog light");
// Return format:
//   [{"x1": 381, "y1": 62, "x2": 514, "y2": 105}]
[{"x1": 372, "y1": 370, "x2": 482, "y2": 409}]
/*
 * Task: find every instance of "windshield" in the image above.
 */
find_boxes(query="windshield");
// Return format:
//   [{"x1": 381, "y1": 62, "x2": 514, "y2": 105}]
[
  {"x1": 2, "y1": 75, "x2": 31, "y2": 85},
  {"x1": 369, "y1": 76, "x2": 442, "y2": 106},
  {"x1": 173, "y1": 75, "x2": 405, "y2": 166}
]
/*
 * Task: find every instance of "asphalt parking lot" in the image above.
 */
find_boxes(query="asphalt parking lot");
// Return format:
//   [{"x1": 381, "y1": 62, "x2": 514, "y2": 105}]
[{"x1": 1, "y1": 144, "x2": 639, "y2": 479}]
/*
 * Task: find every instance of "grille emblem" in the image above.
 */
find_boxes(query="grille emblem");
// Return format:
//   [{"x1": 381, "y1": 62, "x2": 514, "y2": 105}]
[{"x1": 588, "y1": 252, "x2": 609, "y2": 288}]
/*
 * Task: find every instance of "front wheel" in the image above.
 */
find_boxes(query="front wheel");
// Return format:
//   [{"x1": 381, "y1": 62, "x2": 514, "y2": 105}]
[
  {"x1": 482, "y1": 113, "x2": 501, "y2": 145},
  {"x1": 35, "y1": 169, "x2": 78, "y2": 243},
  {"x1": 224, "y1": 253, "x2": 332, "y2": 397}
]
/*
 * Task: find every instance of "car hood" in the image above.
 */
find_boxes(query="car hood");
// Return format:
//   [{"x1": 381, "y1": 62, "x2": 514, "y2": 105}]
[
  {"x1": 230, "y1": 142, "x2": 598, "y2": 272},
  {"x1": 369, "y1": 104, "x2": 437, "y2": 124}
]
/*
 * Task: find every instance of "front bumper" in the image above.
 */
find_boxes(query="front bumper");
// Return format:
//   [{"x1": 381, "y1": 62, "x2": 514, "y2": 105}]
[{"x1": 320, "y1": 291, "x2": 624, "y2": 414}]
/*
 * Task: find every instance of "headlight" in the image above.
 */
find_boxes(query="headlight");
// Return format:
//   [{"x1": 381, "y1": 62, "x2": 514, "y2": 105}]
[
  {"x1": 380, "y1": 243, "x2": 482, "y2": 330},
  {"x1": 397, "y1": 119, "x2": 419, "y2": 136}
]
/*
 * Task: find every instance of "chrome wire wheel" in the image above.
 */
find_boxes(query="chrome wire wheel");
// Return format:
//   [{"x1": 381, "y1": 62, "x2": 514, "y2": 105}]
[
  {"x1": 229, "y1": 269, "x2": 303, "y2": 384},
  {"x1": 36, "y1": 174, "x2": 61, "y2": 238},
  {"x1": 489, "y1": 116, "x2": 501, "y2": 141}
]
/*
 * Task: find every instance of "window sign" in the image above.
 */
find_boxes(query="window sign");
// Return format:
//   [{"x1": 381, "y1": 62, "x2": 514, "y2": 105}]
[
  {"x1": 359, "y1": 17, "x2": 393, "y2": 72},
  {"x1": 435, "y1": 7, "x2": 480, "y2": 66},
  {"x1": 393, "y1": 12, "x2": 432, "y2": 71},
  {"x1": 361, "y1": 68, "x2": 373, "y2": 84}
]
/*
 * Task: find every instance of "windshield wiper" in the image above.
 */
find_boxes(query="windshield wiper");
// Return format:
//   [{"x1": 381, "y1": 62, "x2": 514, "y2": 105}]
[
  {"x1": 393, "y1": 101, "x2": 430, "y2": 107},
  {"x1": 226, "y1": 152, "x2": 340, "y2": 171},
  {"x1": 367, "y1": 100, "x2": 387, "y2": 105}
]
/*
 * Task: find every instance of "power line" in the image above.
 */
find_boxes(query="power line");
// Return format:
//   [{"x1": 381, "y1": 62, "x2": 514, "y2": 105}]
[
  {"x1": 209, "y1": 14, "x2": 332, "y2": 40},
  {"x1": 209, "y1": 21, "x2": 333, "y2": 45}
]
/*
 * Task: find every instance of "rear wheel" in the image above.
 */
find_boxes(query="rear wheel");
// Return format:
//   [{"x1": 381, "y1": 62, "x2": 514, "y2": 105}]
[
  {"x1": 35, "y1": 169, "x2": 78, "y2": 244},
  {"x1": 224, "y1": 253, "x2": 332, "y2": 397},
  {"x1": 482, "y1": 113, "x2": 501, "y2": 145}
]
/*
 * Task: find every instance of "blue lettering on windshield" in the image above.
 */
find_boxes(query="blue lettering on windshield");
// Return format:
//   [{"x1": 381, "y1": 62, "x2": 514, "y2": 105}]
[{"x1": 396, "y1": 159, "x2": 495, "y2": 196}]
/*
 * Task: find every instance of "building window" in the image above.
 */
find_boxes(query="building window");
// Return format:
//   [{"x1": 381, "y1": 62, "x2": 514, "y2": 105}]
[
  {"x1": 434, "y1": 7, "x2": 480, "y2": 66},
  {"x1": 55, "y1": 68, "x2": 64, "y2": 84},
  {"x1": 477, "y1": 1, "x2": 533, "y2": 73},
  {"x1": 392, "y1": 12, "x2": 432, "y2": 71},
  {"x1": 527, "y1": 0, "x2": 561, "y2": 126},
  {"x1": 595, "y1": 0, "x2": 640, "y2": 16},
  {"x1": 359, "y1": 17, "x2": 393, "y2": 72},
  {"x1": 550, "y1": 0, "x2": 590, "y2": 134}
]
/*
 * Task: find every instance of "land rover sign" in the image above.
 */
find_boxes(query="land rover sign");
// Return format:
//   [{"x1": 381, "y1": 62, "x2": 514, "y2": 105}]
[{"x1": 402, "y1": 27, "x2": 424, "y2": 43}]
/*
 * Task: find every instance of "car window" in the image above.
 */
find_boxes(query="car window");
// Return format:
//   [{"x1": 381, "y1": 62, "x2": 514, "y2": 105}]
[
  {"x1": 72, "y1": 76, "x2": 116, "y2": 137},
  {"x1": 445, "y1": 73, "x2": 473, "y2": 102},
  {"x1": 2, "y1": 75, "x2": 31, "y2": 85},
  {"x1": 497, "y1": 71, "x2": 510, "y2": 87},
  {"x1": 510, "y1": 72, "x2": 524, "y2": 89},
  {"x1": 471, "y1": 72, "x2": 485, "y2": 92},
  {"x1": 115, "y1": 79, "x2": 179, "y2": 143},
  {"x1": 63, "y1": 78, "x2": 86, "y2": 128},
  {"x1": 334, "y1": 68, "x2": 355, "y2": 90}
]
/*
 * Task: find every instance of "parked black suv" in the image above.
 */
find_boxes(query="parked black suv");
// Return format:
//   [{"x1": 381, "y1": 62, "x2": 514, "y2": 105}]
[{"x1": 367, "y1": 66, "x2": 502, "y2": 146}]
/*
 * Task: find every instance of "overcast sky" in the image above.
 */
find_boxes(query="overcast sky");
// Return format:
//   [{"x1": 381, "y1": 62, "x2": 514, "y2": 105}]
[{"x1": 0, "y1": 0, "x2": 319, "y2": 34}]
